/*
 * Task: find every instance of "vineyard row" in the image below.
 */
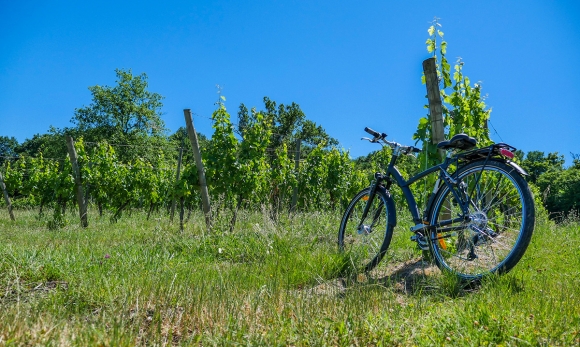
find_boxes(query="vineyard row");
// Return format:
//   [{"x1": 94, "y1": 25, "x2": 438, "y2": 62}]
[{"x1": 0, "y1": 107, "x2": 423, "y2": 230}]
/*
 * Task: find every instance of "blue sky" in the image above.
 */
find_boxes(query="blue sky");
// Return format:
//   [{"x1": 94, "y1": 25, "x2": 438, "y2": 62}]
[{"x1": 1, "y1": 1, "x2": 579, "y2": 165}]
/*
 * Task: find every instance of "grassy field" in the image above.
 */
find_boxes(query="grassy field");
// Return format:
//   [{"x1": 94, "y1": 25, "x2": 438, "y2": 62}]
[{"x1": 0, "y1": 207, "x2": 579, "y2": 346}]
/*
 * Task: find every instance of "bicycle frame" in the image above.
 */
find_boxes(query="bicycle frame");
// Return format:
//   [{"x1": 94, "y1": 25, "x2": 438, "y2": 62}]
[
  {"x1": 356, "y1": 128, "x2": 526, "y2": 238},
  {"x1": 369, "y1": 150, "x2": 471, "y2": 235}
]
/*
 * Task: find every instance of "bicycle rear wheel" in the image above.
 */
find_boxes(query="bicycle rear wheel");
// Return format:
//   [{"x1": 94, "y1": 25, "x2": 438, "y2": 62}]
[
  {"x1": 338, "y1": 187, "x2": 395, "y2": 275},
  {"x1": 428, "y1": 160, "x2": 535, "y2": 280}
]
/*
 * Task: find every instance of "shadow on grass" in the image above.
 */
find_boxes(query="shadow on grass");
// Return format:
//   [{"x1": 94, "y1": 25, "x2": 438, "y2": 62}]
[
  {"x1": 379, "y1": 259, "x2": 486, "y2": 298},
  {"x1": 310, "y1": 258, "x2": 484, "y2": 299}
]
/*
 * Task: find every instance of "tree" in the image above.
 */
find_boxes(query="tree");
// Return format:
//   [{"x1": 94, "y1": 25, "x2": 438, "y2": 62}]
[
  {"x1": 72, "y1": 68, "x2": 165, "y2": 139},
  {"x1": 238, "y1": 97, "x2": 338, "y2": 152},
  {"x1": 0, "y1": 136, "x2": 19, "y2": 165},
  {"x1": 168, "y1": 126, "x2": 209, "y2": 163},
  {"x1": 537, "y1": 164, "x2": 580, "y2": 217},
  {"x1": 71, "y1": 69, "x2": 168, "y2": 162},
  {"x1": 571, "y1": 152, "x2": 580, "y2": 168},
  {"x1": 15, "y1": 126, "x2": 74, "y2": 160},
  {"x1": 520, "y1": 151, "x2": 564, "y2": 184}
]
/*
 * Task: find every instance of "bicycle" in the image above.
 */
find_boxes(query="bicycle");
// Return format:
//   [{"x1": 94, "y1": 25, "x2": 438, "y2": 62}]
[{"x1": 338, "y1": 127, "x2": 535, "y2": 281}]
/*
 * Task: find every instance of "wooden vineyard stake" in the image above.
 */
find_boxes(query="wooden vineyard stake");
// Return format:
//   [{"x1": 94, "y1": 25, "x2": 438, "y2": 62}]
[
  {"x1": 423, "y1": 57, "x2": 446, "y2": 160},
  {"x1": 0, "y1": 171, "x2": 15, "y2": 221},
  {"x1": 66, "y1": 136, "x2": 88, "y2": 228},
  {"x1": 183, "y1": 109, "x2": 212, "y2": 231}
]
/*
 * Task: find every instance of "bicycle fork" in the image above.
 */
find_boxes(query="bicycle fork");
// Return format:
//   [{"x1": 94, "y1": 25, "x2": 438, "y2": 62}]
[{"x1": 356, "y1": 173, "x2": 384, "y2": 234}]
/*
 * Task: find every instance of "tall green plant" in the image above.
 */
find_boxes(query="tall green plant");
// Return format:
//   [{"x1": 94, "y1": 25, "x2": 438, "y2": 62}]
[
  {"x1": 236, "y1": 112, "x2": 272, "y2": 208},
  {"x1": 204, "y1": 98, "x2": 239, "y2": 206},
  {"x1": 269, "y1": 143, "x2": 296, "y2": 211},
  {"x1": 414, "y1": 19, "x2": 493, "y2": 170}
]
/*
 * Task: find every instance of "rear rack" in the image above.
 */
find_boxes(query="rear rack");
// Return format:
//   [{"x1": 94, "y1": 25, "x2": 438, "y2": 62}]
[{"x1": 456, "y1": 143, "x2": 517, "y2": 163}]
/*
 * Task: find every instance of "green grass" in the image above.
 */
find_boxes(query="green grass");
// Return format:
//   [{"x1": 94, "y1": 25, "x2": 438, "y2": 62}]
[{"x1": 0, "y1": 207, "x2": 579, "y2": 346}]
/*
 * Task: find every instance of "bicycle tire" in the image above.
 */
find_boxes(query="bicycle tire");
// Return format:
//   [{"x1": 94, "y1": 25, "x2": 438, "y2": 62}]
[
  {"x1": 338, "y1": 187, "x2": 396, "y2": 274},
  {"x1": 428, "y1": 159, "x2": 535, "y2": 280}
]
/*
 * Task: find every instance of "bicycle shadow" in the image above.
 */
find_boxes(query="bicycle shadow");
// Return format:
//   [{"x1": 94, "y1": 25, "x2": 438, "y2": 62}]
[
  {"x1": 374, "y1": 258, "x2": 482, "y2": 297},
  {"x1": 374, "y1": 258, "x2": 440, "y2": 294},
  {"x1": 310, "y1": 258, "x2": 481, "y2": 298}
]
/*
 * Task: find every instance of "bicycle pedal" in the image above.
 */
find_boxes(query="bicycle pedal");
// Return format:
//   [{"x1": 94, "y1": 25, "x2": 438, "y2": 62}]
[{"x1": 410, "y1": 234, "x2": 429, "y2": 251}]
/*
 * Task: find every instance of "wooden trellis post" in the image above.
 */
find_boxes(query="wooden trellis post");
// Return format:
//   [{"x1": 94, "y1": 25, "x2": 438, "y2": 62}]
[
  {"x1": 423, "y1": 57, "x2": 446, "y2": 160},
  {"x1": 66, "y1": 136, "x2": 88, "y2": 228},
  {"x1": 0, "y1": 171, "x2": 15, "y2": 221},
  {"x1": 183, "y1": 109, "x2": 211, "y2": 231},
  {"x1": 170, "y1": 145, "x2": 184, "y2": 223}
]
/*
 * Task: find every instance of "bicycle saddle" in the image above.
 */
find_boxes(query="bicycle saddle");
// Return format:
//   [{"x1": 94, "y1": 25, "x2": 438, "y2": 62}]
[{"x1": 437, "y1": 133, "x2": 477, "y2": 151}]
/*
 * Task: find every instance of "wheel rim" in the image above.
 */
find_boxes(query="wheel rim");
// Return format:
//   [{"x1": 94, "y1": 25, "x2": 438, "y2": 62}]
[
  {"x1": 430, "y1": 165, "x2": 526, "y2": 278},
  {"x1": 340, "y1": 190, "x2": 388, "y2": 273}
]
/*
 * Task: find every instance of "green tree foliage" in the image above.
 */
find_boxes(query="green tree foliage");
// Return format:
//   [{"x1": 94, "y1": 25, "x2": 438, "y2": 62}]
[
  {"x1": 72, "y1": 69, "x2": 165, "y2": 137},
  {"x1": 14, "y1": 127, "x2": 70, "y2": 160},
  {"x1": 515, "y1": 151, "x2": 577, "y2": 217},
  {"x1": 238, "y1": 97, "x2": 338, "y2": 152},
  {"x1": 0, "y1": 136, "x2": 18, "y2": 165},
  {"x1": 168, "y1": 127, "x2": 209, "y2": 165},
  {"x1": 295, "y1": 144, "x2": 363, "y2": 211},
  {"x1": 173, "y1": 162, "x2": 201, "y2": 215},
  {"x1": 71, "y1": 69, "x2": 168, "y2": 162},
  {"x1": 2, "y1": 91, "x2": 357, "y2": 229},
  {"x1": 519, "y1": 151, "x2": 565, "y2": 184},
  {"x1": 325, "y1": 148, "x2": 360, "y2": 209},
  {"x1": 12, "y1": 69, "x2": 172, "y2": 165},
  {"x1": 536, "y1": 162, "x2": 580, "y2": 217}
]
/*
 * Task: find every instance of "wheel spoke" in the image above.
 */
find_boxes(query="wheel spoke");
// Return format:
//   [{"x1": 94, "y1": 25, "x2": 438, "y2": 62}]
[
  {"x1": 429, "y1": 160, "x2": 534, "y2": 279},
  {"x1": 338, "y1": 188, "x2": 393, "y2": 275}
]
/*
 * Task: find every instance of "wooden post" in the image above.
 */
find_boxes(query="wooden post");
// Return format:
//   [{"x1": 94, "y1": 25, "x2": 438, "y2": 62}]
[
  {"x1": 66, "y1": 136, "x2": 88, "y2": 228},
  {"x1": 423, "y1": 57, "x2": 446, "y2": 160},
  {"x1": 170, "y1": 146, "x2": 184, "y2": 222},
  {"x1": 183, "y1": 109, "x2": 211, "y2": 230},
  {"x1": 179, "y1": 196, "x2": 185, "y2": 232},
  {"x1": 290, "y1": 139, "x2": 301, "y2": 212},
  {"x1": 423, "y1": 58, "x2": 451, "y2": 226},
  {"x1": 0, "y1": 171, "x2": 15, "y2": 221}
]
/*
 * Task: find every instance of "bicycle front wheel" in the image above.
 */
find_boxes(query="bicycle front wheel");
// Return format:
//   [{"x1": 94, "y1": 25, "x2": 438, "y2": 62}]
[
  {"x1": 338, "y1": 187, "x2": 395, "y2": 274},
  {"x1": 428, "y1": 159, "x2": 535, "y2": 280}
]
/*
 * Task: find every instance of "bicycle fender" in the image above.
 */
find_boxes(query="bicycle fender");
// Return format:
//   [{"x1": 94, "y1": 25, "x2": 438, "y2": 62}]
[
  {"x1": 377, "y1": 185, "x2": 397, "y2": 227},
  {"x1": 506, "y1": 160, "x2": 528, "y2": 176}
]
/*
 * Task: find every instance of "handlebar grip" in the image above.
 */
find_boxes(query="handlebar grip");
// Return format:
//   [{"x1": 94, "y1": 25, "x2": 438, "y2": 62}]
[
  {"x1": 364, "y1": 127, "x2": 380, "y2": 137},
  {"x1": 411, "y1": 146, "x2": 421, "y2": 153}
]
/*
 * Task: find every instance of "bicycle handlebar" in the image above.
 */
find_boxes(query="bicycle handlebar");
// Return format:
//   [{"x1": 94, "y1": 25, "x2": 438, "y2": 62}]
[
  {"x1": 363, "y1": 127, "x2": 421, "y2": 155},
  {"x1": 364, "y1": 127, "x2": 386, "y2": 140}
]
